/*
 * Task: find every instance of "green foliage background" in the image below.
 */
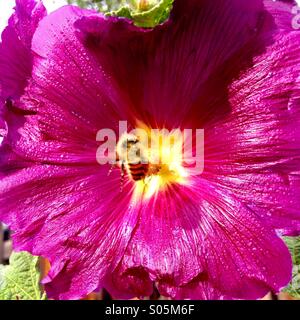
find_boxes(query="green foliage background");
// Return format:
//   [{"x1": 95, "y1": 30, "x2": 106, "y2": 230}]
[
  {"x1": 0, "y1": 252, "x2": 45, "y2": 300},
  {"x1": 67, "y1": 0, "x2": 124, "y2": 11},
  {"x1": 283, "y1": 237, "x2": 300, "y2": 298}
]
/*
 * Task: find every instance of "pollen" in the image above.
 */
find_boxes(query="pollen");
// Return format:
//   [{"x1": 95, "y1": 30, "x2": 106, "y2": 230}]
[
  {"x1": 131, "y1": 125, "x2": 189, "y2": 200},
  {"x1": 136, "y1": 0, "x2": 151, "y2": 11}
]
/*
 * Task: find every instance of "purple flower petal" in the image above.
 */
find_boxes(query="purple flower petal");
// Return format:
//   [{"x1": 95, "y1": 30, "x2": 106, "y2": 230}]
[
  {"x1": 264, "y1": 0, "x2": 297, "y2": 30},
  {"x1": 74, "y1": 0, "x2": 266, "y2": 128},
  {"x1": 5, "y1": 5, "x2": 139, "y2": 164},
  {"x1": 202, "y1": 28, "x2": 300, "y2": 235},
  {"x1": 0, "y1": 0, "x2": 46, "y2": 130},
  {"x1": 158, "y1": 275, "x2": 232, "y2": 300},
  {"x1": 0, "y1": 0, "x2": 299, "y2": 300},
  {"x1": 0, "y1": 163, "x2": 141, "y2": 299},
  {"x1": 104, "y1": 265, "x2": 153, "y2": 299},
  {"x1": 121, "y1": 178, "x2": 291, "y2": 299}
]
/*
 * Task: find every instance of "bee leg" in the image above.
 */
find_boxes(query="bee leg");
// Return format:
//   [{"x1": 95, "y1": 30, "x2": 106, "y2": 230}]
[
  {"x1": 107, "y1": 164, "x2": 115, "y2": 176},
  {"x1": 108, "y1": 154, "x2": 120, "y2": 176},
  {"x1": 120, "y1": 162, "x2": 125, "y2": 192},
  {"x1": 108, "y1": 163, "x2": 120, "y2": 176}
]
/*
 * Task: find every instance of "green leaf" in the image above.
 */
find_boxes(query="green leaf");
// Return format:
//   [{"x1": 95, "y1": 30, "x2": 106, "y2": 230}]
[
  {"x1": 107, "y1": 0, "x2": 174, "y2": 28},
  {"x1": 67, "y1": 1, "x2": 127, "y2": 12},
  {"x1": 67, "y1": 1, "x2": 174, "y2": 28},
  {"x1": 0, "y1": 251, "x2": 45, "y2": 300},
  {"x1": 283, "y1": 236, "x2": 300, "y2": 299}
]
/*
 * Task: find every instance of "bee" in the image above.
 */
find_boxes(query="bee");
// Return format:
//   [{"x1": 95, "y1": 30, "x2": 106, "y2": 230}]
[{"x1": 114, "y1": 134, "x2": 161, "y2": 188}]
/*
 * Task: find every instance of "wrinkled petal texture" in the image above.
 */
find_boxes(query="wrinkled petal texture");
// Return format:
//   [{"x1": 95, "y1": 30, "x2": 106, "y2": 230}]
[
  {"x1": 0, "y1": 0, "x2": 46, "y2": 130},
  {"x1": 0, "y1": 0, "x2": 299, "y2": 300}
]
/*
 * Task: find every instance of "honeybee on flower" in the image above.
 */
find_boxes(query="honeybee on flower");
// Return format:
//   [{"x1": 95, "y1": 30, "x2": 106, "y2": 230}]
[{"x1": 0, "y1": 0, "x2": 299, "y2": 300}]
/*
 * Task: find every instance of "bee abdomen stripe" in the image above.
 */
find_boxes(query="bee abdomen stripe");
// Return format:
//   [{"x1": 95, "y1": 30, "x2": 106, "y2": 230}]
[
  {"x1": 131, "y1": 174, "x2": 145, "y2": 181},
  {"x1": 129, "y1": 166, "x2": 148, "y2": 172},
  {"x1": 131, "y1": 172, "x2": 145, "y2": 177}
]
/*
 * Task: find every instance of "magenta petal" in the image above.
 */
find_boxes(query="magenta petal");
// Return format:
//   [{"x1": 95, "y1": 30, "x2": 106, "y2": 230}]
[
  {"x1": 4, "y1": 5, "x2": 139, "y2": 163},
  {"x1": 0, "y1": 163, "x2": 140, "y2": 299},
  {"x1": 0, "y1": 0, "x2": 298, "y2": 300},
  {"x1": 0, "y1": 143, "x2": 33, "y2": 178},
  {"x1": 104, "y1": 264, "x2": 153, "y2": 299},
  {"x1": 123, "y1": 178, "x2": 291, "y2": 300},
  {"x1": 0, "y1": 0, "x2": 46, "y2": 123},
  {"x1": 264, "y1": 0, "x2": 297, "y2": 30},
  {"x1": 74, "y1": 0, "x2": 266, "y2": 128},
  {"x1": 120, "y1": 185, "x2": 204, "y2": 288},
  {"x1": 29, "y1": 4, "x2": 134, "y2": 126},
  {"x1": 158, "y1": 275, "x2": 232, "y2": 300},
  {"x1": 203, "y1": 28, "x2": 300, "y2": 235}
]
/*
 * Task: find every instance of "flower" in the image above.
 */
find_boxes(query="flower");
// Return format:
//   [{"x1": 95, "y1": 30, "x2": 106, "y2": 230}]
[{"x1": 0, "y1": 0, "x2": 300, "y2": 300}]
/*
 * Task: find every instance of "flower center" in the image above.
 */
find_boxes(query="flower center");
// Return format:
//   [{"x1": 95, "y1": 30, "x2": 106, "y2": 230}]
[
  {"x1": 117, "y1": 126, "x2": 188, "y2": 199},
  {"x1": 131, "y1": 0, "x2": 152, "y2": 11}
]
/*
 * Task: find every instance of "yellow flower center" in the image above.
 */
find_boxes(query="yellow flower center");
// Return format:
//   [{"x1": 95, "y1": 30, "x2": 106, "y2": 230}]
[{"x1": 117, "y1": 124, "x2": 188, "y2": 200}]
